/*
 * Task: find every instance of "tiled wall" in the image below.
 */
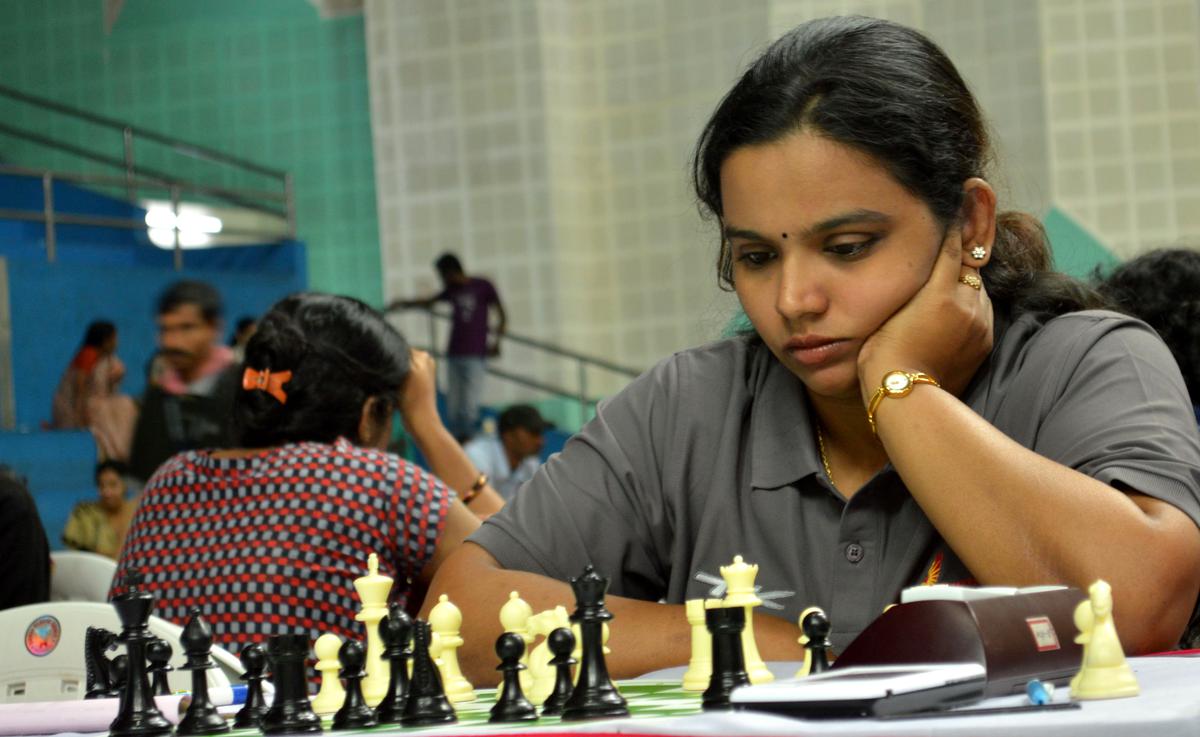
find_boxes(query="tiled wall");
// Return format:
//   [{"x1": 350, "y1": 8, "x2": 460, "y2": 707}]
[
  {"x1": 367, "y1": 1, "x2": 1197, "y2": 407},
  {"x1": 0, "y1": 0, "x2": 382, "y2": 304}
]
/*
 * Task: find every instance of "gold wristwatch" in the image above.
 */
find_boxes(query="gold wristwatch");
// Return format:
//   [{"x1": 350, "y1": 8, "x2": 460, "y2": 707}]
[{"x1": 866, "y1": 370, "x2": 940, "y2": 434}]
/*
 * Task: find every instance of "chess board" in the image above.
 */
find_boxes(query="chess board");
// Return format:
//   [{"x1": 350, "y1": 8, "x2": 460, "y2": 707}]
[{"x1": 225, "y1": 681, "x2": 703, "y2": 735}]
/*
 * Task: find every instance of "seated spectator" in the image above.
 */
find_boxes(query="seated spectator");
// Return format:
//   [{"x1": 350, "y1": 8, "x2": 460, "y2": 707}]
[
  {"x1": 1096, "y1": 248, "x2": 1200, "y2": 422},
  {"x1": 62, "y1": 460, "x2": 137, "y2": 559},
  {"x1": 129, "y1": 281, "x2": 239, "y2": 482},
  {"x1": 50, "y1": 321, "x2": 138, "y2": 462},
  {"x1": 464, "y1": 404, "x2": 551, "y2": 500},
  {"x1": 0, "y1": 466, "x2": 50, "y2": 609},
  {"x1": 114, "y1": 293, "x2": 505, "y2": 650}
]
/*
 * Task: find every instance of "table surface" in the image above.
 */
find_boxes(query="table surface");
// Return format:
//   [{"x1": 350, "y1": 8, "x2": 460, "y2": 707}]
[{"x1": 13, "y1": 655, "x2": 1200, "y2": 737}]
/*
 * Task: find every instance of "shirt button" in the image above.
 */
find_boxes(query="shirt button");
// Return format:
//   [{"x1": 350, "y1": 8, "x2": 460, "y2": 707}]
[{"x1": 845, "y1": 542, "x2": 865, "y2": 564}]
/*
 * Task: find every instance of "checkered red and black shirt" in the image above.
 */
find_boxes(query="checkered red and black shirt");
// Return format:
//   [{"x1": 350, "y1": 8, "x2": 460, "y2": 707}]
[{"x1": 112, "y1": 438, "x2": 450, "y2": 652}]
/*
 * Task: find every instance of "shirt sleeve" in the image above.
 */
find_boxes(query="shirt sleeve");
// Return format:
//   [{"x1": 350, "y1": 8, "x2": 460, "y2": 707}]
[
  {"x1": 468, "y1": 356, "x2": 679, "y2": 601},
  {"x1": 1030, "y1": 314, "x2": 1200, "y2": 525},
  {"x1": 393, "y1": 461, "x2": 453, "y2": 584}
]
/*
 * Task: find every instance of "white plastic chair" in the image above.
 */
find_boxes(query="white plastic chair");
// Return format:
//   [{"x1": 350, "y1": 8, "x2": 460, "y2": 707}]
[
  {"x1": 0, "y1": 602, "x2": 243, "y2": 703},
  {"x1": 49, "y1": 551, "x2": 118, "y2": 602}
]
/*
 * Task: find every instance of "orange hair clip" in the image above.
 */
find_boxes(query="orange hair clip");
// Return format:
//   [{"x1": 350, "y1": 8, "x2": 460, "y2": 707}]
[{"x1": 242, "y1": 367, "x2": 293, "y2": 404}]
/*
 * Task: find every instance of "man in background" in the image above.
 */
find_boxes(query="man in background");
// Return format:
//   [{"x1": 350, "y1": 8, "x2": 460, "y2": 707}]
[
  {"x1": 391, "y1": 253, "x2": 506, "y2": 441},
  {"x1": 464, "y1": 404, "x2": 550, "y2": 500},
  {"x1": 129, "y1": 280, "x2": 238, "y2": 482}
]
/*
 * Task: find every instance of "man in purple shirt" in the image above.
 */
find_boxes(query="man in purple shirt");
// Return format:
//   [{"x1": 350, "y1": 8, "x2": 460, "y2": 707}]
[{"x1": 392, "y1": 253, "x2": 507, "y2": 441}]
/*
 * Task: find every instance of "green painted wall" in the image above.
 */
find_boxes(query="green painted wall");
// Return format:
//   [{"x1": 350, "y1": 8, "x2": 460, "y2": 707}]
[
  {"x1": 1043, "y1": 206, "x2": 1120, "y2": 279},
  {"x1": 0, "y1": 0, "x2": 381, "y2": 304}
]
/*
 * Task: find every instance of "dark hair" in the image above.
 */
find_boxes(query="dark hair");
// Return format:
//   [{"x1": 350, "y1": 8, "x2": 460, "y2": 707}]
[
  {"x1": 234, "y1": 293, "x2": 411, "y2": 447},
  {"x1": 95, "y1": 460, "x2": 127, "y2": 483},
  {"x1": 230, "y1": 316, "x2": 257, "y2": 345},
  {"x1": 692, "y1": 16, "x2": 1105, "y2": 318},
  {"x1": 498, "y1": 404, "x2": 550, "y2": 435},
  {"x1": 157, "y1": 280, "x2": 223, "y2": 323},
  {"x1": 435, "y1": 253, "x2": 463, "y2": 275},
  {"x1": 82, "y1": 321, "x2": 116, "y2": 348},
  {"x1": 1096, "y1": 248, "x2": 1200, "y2": 402}
]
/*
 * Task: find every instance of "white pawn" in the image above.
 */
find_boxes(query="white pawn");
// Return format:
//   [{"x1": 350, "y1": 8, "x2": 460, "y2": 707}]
[
  {"x1": 430, "y1": 594, "x2": 476, "y2": 703},
  {"x1": 310, "y1": 633, "x2": 346, "y2": 714},
  {"x1": 499, "y1": 591, "x2": 534, "y2": 693},
  {"x1": 526, "y1": 606, "x2": 571, "y2": 705},
  {"x1": 353, "y1": 553, "x2": 393, "y2": 707},
  {"x1": 681, "y1": 599, "x2": 711, "y2": 691},
  {"x1": 721, "y1": 555, "x2": 774, "y2": 684},
  {"x1": 1069, "y1": 580, "x2": 1139, "y2": 699}
]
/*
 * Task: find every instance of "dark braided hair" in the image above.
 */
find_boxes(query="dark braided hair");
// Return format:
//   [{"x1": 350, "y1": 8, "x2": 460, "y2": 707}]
[
  {"x1": 234, "y1": 293, "x2": 411, "y2": 447},
  {"x1": 693, "y1": 16, "x2": 1107, "y2": 319}
]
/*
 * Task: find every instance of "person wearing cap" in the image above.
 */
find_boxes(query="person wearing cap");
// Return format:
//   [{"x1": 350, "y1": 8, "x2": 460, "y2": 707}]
[{"x1": 463, "y1": 405, "x2": 551, "y2": 500}]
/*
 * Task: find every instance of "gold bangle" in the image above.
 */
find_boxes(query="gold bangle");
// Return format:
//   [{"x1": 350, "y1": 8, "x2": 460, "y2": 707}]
[
  {"x1": 461, "y1": 473, "x2": 488, "y2": 504},
  {"x1": 866, "y1": 370, "x2": 940, "y2": 434}
]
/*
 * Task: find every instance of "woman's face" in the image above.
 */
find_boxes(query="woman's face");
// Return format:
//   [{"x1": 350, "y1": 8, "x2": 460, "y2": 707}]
[{"x1": 721, "y1": 131, "x2": 944, "y2": 401}]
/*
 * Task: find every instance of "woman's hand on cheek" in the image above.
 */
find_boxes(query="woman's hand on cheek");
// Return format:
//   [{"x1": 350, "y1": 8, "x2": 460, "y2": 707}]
[{"x1": 856, "y1": 227, "x2": 994, "y2": 406}]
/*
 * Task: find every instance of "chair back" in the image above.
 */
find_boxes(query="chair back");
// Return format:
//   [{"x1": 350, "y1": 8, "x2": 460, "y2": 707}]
[{"x1": 49, "y1": 551, "x2": 118, "y2": 602}]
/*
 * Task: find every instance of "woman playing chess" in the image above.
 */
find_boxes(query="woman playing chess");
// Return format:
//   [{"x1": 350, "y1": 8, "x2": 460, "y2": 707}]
[
  {"x1": 114, "y1": 293, "x2": 505, "y2": 650},
  {"x1": 427, "y1": 16, "x2": 1200, "y2": 683}
]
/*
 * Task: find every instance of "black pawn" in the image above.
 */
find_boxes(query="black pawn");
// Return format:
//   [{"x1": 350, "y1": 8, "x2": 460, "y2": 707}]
[
  {"x1": 260, "y1": 634, "x2": 322, "y2": 735},
  {"x1": 490, "y1": 633, "x2": 538, "y2": 723},
  {"x1": 332, "y1": 640, "x2": 378, "y2": 730},
  {"x1": 84, "y1": 626, "x2": 119, "y2": 699},
  {"x1": 561, "y1": 565, "x2": 628, "y2": 721},
  {"x1": 702, "y1": 605, "x2": 750, "y2": 710},
  {"x1": 176, "y1": 609, "x2": 230, "y2": 736},
  {"x1": 375, "y1": 605, "x2": 413, "y2": 724},
  {"x1": 233, "y1": 643, "x2": 270, "y2": 729},
  {"x1": 146, "y1": 639, "x2": 173, "y2": 696},
  {"x1": 540, "y1": 627, "x2": 576, "y2": 717},
  {"x1": 400, "y1": 620, "x2": 457, "y2": 727},
  {"x1": 802, "y1": 609, "x2": 833, "y2": 675},
  {"x1": 109, "y1": 569, "x2": 172, "y2": 737}
]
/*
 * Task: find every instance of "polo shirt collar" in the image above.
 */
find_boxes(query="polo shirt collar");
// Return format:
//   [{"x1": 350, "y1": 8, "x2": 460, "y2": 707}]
[{"x1": 748, "y1": 348, "x2": 822, "y2": 490}]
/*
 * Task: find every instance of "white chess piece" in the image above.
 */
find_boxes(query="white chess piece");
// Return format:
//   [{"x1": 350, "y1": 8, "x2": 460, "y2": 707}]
[
  {"x1": 682, "y1": 599, "x2": 712, "y2": 691},
  {"x1": 310, "y1": 633, "x2": 346, "y2": 714},
  {"x1": 430, "y1": 594, "x2": 476, "y2": 703},
  {"x1": 526, "y1": 606, "x2": 571, "y2": 705},
  {"x1": 499, "y1": 591, "x2": 534, "y2": 693},
  {"x1": 353, "y1": 553, "x2": 394, "y2": 707},
  {"x1": 720, "y1": 555, "x2": 774, "y2": 684},
  {"x1": 1069, "y1": 580, "x2": 1139, "y2": 699}
]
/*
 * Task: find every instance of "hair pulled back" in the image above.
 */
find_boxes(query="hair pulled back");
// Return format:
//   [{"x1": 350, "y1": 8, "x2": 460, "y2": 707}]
[
  {"x1": 693, "y1": 15, "x2": 1104, "y2": 317},
  {"x1": 234, "y1": 292, "x2": 411, "y2": 448}
]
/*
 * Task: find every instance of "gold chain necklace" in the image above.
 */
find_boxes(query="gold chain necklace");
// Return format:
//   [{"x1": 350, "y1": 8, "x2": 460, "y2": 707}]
[{"x1": 816, "y1": 423, "x2": 836, "y2": 490}]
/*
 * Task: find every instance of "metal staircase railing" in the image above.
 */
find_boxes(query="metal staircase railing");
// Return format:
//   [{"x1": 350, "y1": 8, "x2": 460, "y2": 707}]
[{"x1": 0, "y1": 83, "x2": 295, "y2": 268}]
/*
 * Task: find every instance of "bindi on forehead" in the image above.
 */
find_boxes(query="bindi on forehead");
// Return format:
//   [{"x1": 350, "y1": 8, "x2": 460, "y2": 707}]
[{"x1": 781, "y1": 233, "x2": 788, "y2": 239}]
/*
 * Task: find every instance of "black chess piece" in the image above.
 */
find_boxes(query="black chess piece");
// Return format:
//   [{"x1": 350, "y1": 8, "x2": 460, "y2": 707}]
[
  {"x1": 85, "y1": 626, "x2": 120, "y2": 699},
  {"x1": 111, "y1": 654, "x2": 130, "y2": 693},
  {"x1": 375, "y1": 605, "x2": 413, "y2": 724},
  {"x1": 332, "y1": 640, "x2": 378, "y2": 730},
  {"x1": 802, "y1": 609, "x2": 833, "y2": 675},
  {"x1": 561, "y1": 565, "x2": 629, "y2": 721},
  {"x1": 489, "y1": 632, "x2": 538, "y2": 723},
  {"x1": 175, "y1": 609, "x2": 230, "y2": 736},
  {"x1": 233, "y1": 643, "x2": 270, "y2": 729},
  {"x1": 702, "y1": 605, "x2": 750, "y2": 710},
  {"x1": 399, "y1": 620, "x2": 457, "y2": 727},
  {"x1": 146, "y1": 638, "x2": 174, "y2": 696},
  {"x1": 539, "y1": 627, "x2": 576, "y2": 717},
  {"x1": 260, "y1": 634, "x2": 322, "y2": 735},
  {"x1": 108, "y1": 569, "x2": 172, "y2": 737}
]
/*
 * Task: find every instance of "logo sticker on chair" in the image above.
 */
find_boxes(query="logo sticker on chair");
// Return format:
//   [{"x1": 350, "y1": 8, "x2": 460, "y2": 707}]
[{"x1": 25, "y1": 615, "x2": 62, "y2": 657}]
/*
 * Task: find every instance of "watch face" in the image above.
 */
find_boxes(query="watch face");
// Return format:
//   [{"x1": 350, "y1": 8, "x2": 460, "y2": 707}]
[{"x1": 884, "y1": 371, "x2": 911, "y2": 394}]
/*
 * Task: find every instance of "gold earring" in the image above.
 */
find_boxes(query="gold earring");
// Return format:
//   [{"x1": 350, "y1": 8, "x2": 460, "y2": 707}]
[{"x1": 971, "y1": 245, "x2": 986, "y2": 260}]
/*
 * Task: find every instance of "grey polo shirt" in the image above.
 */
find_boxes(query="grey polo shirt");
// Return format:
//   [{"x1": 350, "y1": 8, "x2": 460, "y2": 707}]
[{"x1": 469, "y1": 310, "x2": 1200, "y2": 651}]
